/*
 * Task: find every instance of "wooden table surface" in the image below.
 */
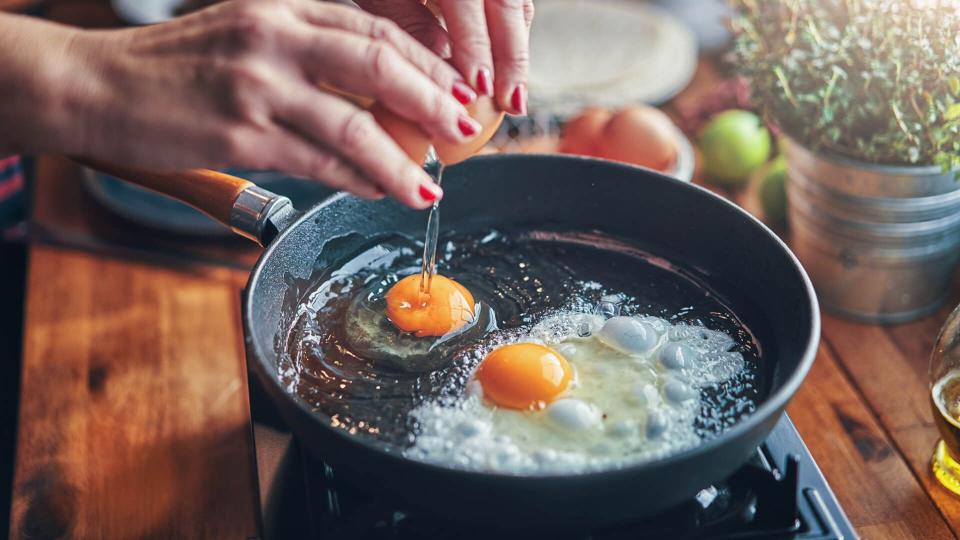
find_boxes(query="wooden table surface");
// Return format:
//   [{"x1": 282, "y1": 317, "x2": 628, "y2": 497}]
[{"x1": 8, "y1": 2, "x2": 960, "y2": 539}]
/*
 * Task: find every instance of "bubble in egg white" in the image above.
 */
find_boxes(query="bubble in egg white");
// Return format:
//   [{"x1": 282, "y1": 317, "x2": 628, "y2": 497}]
[
  {"x1": 637, "y1": 316, "x2": 671, "y2": 335},
  {"x1": 534, "y1": 448, "x2": 558, "y2": 463},
  {"x1": 597, "y1": 294, "x2": 623, "y2": 318},
  {"x1": 699, "y1": 351, "x2": 747, "y2": 383},
  {"x1": 664, "y1": 379, "x2": 698, "y2": 404},
  {"x1": 660, "y1": 342, "x2": 697, "y2": 370},
  {"x1": 592, "y1": 441, "x2": 615, "y2": 454},
  {"x1": 547, "y1": 399, "x2": 602, "y2": 431},
  {"x1": 455, "y1": 418, "x2": 490, "y2": 438},
  {"x1": 574, "y1": 314, "x2": 605, "y2": 338},
  {"x1": 646, "y1": 409, "x2": 670, "y2": 439},
  {"x1": 609, "y1": 420, "x2": 639, "y2": 438},
  {"x1": 669, "y1": 324, "x2": 735, "y2": 352},
  {"x1": 600, "y1": 293, "x2": 624, "y2": 304},
  {"x1": 495, "y1": 448, "x2": 521, "y2": 469},
  {"x1": 597, "y1": 317, "x2": 660, "y2": 355},
  {"x1": 630, "y1": 383, "x2": 661, "y2": 408}
]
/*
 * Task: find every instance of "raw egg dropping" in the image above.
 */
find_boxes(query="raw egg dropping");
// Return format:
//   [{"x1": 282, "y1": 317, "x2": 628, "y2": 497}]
[
  {"x1": 474, "y1": 343, "x2": 572, "y2": 410},
  {"x1": 385, "y1": 274, "x2": 476, "y2": 338}
]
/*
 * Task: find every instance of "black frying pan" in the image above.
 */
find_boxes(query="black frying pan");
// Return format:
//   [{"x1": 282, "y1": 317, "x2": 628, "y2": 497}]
[{"x1": 89, "y1": 154, "x2": 819, "y2": 530}]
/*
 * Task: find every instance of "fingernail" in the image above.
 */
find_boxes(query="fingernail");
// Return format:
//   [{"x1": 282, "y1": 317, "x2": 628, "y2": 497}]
[
  {"x1": 476, "y1": 67, "x2": 493, "y2": 96},
  {"x1": 452, "y1": 80, "x2": 477, "y2": 105},
  {"x1": 458, "y1": 114, "x2": 480, "y2": 137},
  {"x1": 510, "y1": 83, "x2": 527, "y2": 115},
  {"x1": 419, "y1": 182, "x2": 443, "y2": 203}
]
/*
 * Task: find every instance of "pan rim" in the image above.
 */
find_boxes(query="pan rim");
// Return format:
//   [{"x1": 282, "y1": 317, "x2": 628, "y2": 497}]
[{"x1": 243, "y1": 153, "x2": 821, "y2": 482}]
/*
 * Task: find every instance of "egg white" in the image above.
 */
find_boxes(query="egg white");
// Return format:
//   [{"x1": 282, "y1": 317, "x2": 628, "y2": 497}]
[{"x1": 404, "y1": 313, "x2": 747, "y2": 474}]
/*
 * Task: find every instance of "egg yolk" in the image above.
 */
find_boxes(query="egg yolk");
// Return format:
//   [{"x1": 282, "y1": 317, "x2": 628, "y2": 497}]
[
  {"x1": 475, "y1": 343, "x2": 572, "y2": 410},
  {"x1": 385, "y1": 274, "x2": 475, "y2": 338}
]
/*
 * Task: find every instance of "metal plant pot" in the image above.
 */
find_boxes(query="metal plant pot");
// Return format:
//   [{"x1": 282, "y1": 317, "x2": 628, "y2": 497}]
[{"x1": 784, "y1": 138, "x2": 960, "y2": 323}]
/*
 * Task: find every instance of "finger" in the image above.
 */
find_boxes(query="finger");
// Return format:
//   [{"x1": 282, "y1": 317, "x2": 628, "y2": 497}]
[
  {"x1": 228, "y1": 119, "x2": 385, "y2": 200},
  {"x1": 485, "y1": 0, "x2": 531, "y2": 115},
  {"x1": 292, "y1": 2, "x2": 461, "y2": 96},
  {"x1": 293, "y1": 27, "x2": 479, "y2": 143},
  {"x1": 352, "y1": 0, "x2": 451, "y2": 57},
  {"x1": 437, "y1": 0, "x2": 495, "y2": 97},
  {"x1": 266, "y1": 129, "x2": 385, "y2": 200},
  {"x1": 274, "y1": 87, "x2": 441, "y2": 209}
]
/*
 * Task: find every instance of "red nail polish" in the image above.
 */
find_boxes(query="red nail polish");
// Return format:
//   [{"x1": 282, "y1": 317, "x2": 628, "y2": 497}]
[
  {"x1": 452, "y1": 80, "x2": 477, "y2": 105},
  {"x1": 511, "y1": 84, "x2": 527, "y2": 115},
  {"x1": 476, "y1": 68, "x2": 493, "y2": 96},
  {"x1": 419, "y1": 183, "x2": 441, "y2": 202},
  {"x1": 458, "y1": 115, "x2": 479, "y2": 137}
]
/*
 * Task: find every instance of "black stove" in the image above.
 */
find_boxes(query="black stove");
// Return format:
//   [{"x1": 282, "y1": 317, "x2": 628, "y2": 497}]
[{"x1": 252, "y1": 400, "x2": 856, "y2": 540}]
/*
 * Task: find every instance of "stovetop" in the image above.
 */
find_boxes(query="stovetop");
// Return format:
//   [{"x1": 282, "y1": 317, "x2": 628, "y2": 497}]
[{"x1": 251, "y1": 396, "x2": 856, "y2": 540}]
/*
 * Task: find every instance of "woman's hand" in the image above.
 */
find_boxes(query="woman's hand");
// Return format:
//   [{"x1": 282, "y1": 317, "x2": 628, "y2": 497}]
[
  {"x1": 1, "y1": 0, "x2": 492, "y2": 208},
  {"x1": 356, "y1": 0, "x2": 535, "y2": 115}
]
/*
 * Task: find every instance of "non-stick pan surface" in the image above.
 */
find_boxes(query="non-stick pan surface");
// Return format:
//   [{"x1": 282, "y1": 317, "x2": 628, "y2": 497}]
[{"x1": 240, "y1": 154, "x2": 819, "y2": 530}]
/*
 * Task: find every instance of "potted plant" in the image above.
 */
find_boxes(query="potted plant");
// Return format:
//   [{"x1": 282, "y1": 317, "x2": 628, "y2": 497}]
[{"x1": 732, "y1": 0, "x2": 960, "y2": 323}]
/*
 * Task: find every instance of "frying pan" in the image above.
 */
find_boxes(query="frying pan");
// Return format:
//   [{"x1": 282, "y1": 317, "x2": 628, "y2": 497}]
[{"x1": 88, "y1": 154, "x2": 819, "y2": 530}]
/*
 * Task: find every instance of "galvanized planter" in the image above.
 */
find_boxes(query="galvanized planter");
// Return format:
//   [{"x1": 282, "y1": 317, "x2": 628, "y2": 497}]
[{"x1": 784, "y1": 138, "x2": 960, "y2": 323}]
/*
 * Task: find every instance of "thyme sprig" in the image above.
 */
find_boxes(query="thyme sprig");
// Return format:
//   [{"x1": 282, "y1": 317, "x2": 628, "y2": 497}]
[{"x1": 732, "y1": 0, "x2": 960, "y2": 169}]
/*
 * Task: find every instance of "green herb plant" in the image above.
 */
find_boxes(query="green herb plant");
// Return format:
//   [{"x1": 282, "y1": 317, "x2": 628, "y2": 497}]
[{"x1": 733, "y1": 0, "x2": 960, "y2": 169}]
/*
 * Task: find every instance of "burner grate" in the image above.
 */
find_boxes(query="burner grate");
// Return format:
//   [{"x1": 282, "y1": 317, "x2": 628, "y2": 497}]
[{"x1": 255, "y1": 413, "x2": 855, "y2": 540}]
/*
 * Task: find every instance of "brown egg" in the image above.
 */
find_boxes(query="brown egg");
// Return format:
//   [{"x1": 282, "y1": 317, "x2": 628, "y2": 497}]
[
  {"x1": 558, "y1": 107, "x2": 613, "y2": 156},
  {"x1": 434, "y1": 96, "x2": 505, "y2": 165},
  {"x1": 596, "y1": 105, "x2": 678, "y2": 172},
  {"x1": 371, "y1": 97, "x2": 504, "y2": 166}
]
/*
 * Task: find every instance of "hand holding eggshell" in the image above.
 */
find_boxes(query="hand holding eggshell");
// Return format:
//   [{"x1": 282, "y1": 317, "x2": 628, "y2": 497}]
[
  {"x1": 434, "y1": 97, "x2": 506, "y2": 164},
  {"x1": 371, "y1": 95, "x2": 505, "y2": 167}
]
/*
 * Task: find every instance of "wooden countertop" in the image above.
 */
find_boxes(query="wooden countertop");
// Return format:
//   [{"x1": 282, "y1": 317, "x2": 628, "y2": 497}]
[{"x1": 8, "y1": 1, "x2": 960, "y2": 538}]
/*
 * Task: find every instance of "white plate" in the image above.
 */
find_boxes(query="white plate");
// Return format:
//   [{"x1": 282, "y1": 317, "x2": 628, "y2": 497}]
[{"x1": 529, "y1": 0, "x2": 697, "y2": 116}]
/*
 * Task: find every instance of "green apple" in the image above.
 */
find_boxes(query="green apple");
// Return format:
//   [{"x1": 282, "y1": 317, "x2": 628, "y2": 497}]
[
  {"x1": 698, "y1": 110, "x2": 772, "y2": 187},
  {"x1": 757, "y1": 155, "x2": 787, "y2": 224}
]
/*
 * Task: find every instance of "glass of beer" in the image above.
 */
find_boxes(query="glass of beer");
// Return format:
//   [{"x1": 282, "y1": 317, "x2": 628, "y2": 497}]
[{"x1": 931, "y1": 304, "x2": 960, "y2": 495}]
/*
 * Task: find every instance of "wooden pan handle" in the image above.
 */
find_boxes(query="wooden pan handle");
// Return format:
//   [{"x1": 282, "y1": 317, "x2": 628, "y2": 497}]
[{"x1": 77, "y1": 159, "x2": 254, "y2": 226}]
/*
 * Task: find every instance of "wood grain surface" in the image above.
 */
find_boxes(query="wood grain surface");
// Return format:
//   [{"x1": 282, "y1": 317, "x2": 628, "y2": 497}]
[
  {"x1": 9, "y1": 247, "x2": 258, "y2": 539},
  {"x1": 788, "y1": 343, "x2": 956, "y2": 539}
]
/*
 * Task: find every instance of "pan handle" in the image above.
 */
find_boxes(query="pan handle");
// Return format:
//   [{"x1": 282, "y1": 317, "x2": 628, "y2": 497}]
[{"x1": 76, "y1": 159, "x2": 297, "y2": 246}]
